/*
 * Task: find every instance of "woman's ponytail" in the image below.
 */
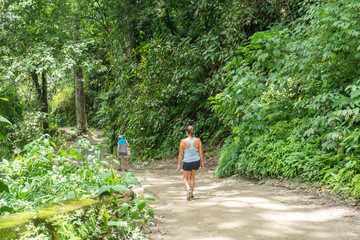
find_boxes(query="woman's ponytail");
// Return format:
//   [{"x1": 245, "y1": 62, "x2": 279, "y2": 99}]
[{"x1": 185, "y1": 125, "x2": 195, "y2": 137}]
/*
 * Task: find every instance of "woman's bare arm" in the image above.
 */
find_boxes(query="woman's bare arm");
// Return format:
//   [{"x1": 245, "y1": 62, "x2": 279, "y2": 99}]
[
  {"x1": 177, "y1": 140, "x2": 184, "y2": 172},
  {"x1": 198, "y1": 138, "x2": 204, "y2": 169}
]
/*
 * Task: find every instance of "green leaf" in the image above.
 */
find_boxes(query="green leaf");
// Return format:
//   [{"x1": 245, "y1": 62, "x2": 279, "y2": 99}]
[
  {"x1": 122, "y1": 203, "x2": 129, "y2": 212},
  {"x1": 43, "y1": 139, "x2": 49, "y2": 148},
  {"x1": 137, "y1": 200, "x2": 146, "y2": 211},
  {"x1": 131, "y1": 208, "x2": 138, "y2": 218},
  {"x1": 108, "y1": 221, "x2": 128, "y2": 227},
  {"x1": 258, "y1": 53, "x2": 269, "y2": 61},
  {"x1": 0, "y1": 132, "x2": 6, "y2": 140},
  {"x1": 111, "y1": 177, "x2": 121, "y2": 183},
  {"x1": 100, "y1": 171, "x2": 112, "y2": 179},
  {"x1": 110, "y1": 184, "x2": 129, "y2": 193},
  {"x1": 0, "y1": 98, "x2": 9, "y2": 101},
  {"x1": 50, "y1": 142, "x2": 57, "y2": 148},
  {"x1": 144, "y1": 194, "x2": 155, "y2": 201},
  {"x1": 350, "y1": 89, "x2": 360, "y2": 99},
  {"x1": 98, "y1": 186, "x2": 111, "y2": 195},
  {"x1": 0, "y1": 115, "x2": 11, "y2": 125},
  {"x1": 124, "y1": 172, "x2": 140, "y2": 185},
  {"x1": 273, "y1": 49, "x2": 281, "y2": 57},
  {"x1": 147, "y1": 208, "x2": 154, "y2": 218},
  {"x1": 0, "y1": 206, "x2": 14, "y2": 214},
  {"x1": 0, "y1": 181, "x2": 9, "y2": 193},
  {"x1": 18, "y1": 190, "x2": 30, "y2": 199}
]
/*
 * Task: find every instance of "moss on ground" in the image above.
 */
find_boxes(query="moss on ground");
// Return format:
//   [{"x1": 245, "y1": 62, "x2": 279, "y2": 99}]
[{"x1": 0, "y1": 198, "x2": 99, "y2": 240}]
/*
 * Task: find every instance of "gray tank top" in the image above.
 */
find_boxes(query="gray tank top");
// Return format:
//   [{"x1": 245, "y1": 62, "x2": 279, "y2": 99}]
[
  {"x1": 183, "y1": 137, "x2": 200, "y2": 163},
  {"x1": 118, "y1": 140, "x2": 128, "y2": 155}
]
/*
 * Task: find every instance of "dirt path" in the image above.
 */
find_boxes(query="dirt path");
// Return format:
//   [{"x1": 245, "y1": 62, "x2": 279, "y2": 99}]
[
  {"x1": 62, "y1": 129, "x2": 360, "y2": 239},
  {"x1": 133, "y1": 160, "x2": 360, "y2": 240}
]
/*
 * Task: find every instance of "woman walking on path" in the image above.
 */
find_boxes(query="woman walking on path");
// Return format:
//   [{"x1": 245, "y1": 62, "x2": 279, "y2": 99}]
[
  {"x1": 177, "y1": 125, "x2": 204, "y2": 200},
  {"x1": 117, "y1": 135, "x2": 129, "y2": 171}
]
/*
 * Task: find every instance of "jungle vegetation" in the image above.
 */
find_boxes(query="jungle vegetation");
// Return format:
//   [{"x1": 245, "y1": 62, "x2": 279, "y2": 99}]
[{"x1": 1, "y1": 1, "x2": 360, "y2": 235}]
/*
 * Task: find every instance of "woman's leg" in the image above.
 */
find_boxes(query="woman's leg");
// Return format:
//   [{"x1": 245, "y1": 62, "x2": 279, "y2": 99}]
[
  {"x1": 182, "y1": 171, "x2": 191, "y2": 190},
  {"x1": 183, "y1": 170, "x2": 193, "y2": 200},
  {"x1": 189, "y1": 170, "x2": 197, "y2": 194}
]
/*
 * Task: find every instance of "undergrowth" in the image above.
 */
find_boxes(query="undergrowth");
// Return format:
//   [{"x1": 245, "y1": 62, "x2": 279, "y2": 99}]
[
  {"x1": 0, "y1": 136, "x2": 154, "y2": 239},
  {"x1": 213, "y1": 0, "x2": 360, "y2": 202},
  {"x1": 215, "y1": 119, "x2": 360, "y2": 201}
]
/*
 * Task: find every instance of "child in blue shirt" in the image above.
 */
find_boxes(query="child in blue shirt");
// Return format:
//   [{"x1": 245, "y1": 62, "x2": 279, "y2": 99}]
[{"x1": 117, "y1": 135, "x2": 129, "y2": 171}]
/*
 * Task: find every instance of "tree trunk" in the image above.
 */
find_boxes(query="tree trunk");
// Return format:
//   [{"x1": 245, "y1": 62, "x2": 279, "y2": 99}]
[
  {"x1": 164, "y1": 6, "x2": 177, "y2": 35},
  {"x1": 41, "y1": 71, "x2": 49, "y2": 131},
  {"x1": 72, "y1": 3, "x2": 88, "y2": 134},
  {"x1": 74, "y1": 64, "x2": 88, "y2": 133},
  {"x1": 31, "y1": 70, "x2": 49, "y2": 132},
  {"x1": 125, "y1": 0, "x2": 140, "y2": 62}
]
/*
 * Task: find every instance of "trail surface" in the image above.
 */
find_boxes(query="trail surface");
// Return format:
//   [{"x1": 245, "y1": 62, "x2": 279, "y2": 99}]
[
  {"x1": 133, "y1": 160, "x2": 360, "y2": 240},
  {"x1": 62, "y1": 129, "x2": 360, "y2": 240}
]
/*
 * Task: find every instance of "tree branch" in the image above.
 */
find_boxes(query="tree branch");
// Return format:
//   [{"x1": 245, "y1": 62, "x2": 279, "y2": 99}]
[
  {"x1": 0, "y1": 0, "x2": 7, "y2": 23},
  {"x1": 79, "y1": 15, "x2": 108, "y2": 33}
]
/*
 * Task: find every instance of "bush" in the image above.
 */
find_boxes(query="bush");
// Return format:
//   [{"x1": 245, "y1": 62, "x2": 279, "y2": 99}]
[
  {"x1": 50, "y1": 87, "x2": 76, "y2": 127},
  {"x1": 213, "y1": 0, "x2": 360, "y2": 200},
  {"x1": 0, "y1": 137, "x2": 154, "y2": 239}
]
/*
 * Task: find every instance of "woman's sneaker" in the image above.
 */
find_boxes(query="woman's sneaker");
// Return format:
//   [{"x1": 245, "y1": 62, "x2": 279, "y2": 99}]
[
  {"x1": 186, "y1": 189, "x2": 192, "y2": 200},
  {"x1": 191, "y1": 195, "x2": 194, "y2": 200}
]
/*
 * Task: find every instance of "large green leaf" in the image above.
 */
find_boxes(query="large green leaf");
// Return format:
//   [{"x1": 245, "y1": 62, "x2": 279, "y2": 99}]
[
  {"x1": 147, "y1": 208, "x2": 154, "y2": 218},
  {"x1": 0, "y1": 206, "x2": 14, "y2": 214},
  {"x1": 137, "y1": 200, "x2": 146, "y2": 211},
  {"x1": 124, "y1": 172, "x2": 140, "y2": 185},
  {"x1": 0, "y1": 115, "x2": 11, "y2": 125},
  {"x1": 111, "y1": 184, "x2": 129, "y2": 192},
  {"x1": 0, "y1": 181, "x2": 9, "y2": 193},
  {"x1": 98, "y1": 184, "x2": 129, "y2": 195},
  {"x1": 18, "y1": 190, "x2": 30, "y2": 199},
  {"x1": 98, "y1": 185, "x2": 111, "y2": 195},
  {"x1": 0, "y1": 132, "x2": 6, "y2": 140},
  {"x1": 108, "y1": 221, "x2": 128, "y2": 227}
]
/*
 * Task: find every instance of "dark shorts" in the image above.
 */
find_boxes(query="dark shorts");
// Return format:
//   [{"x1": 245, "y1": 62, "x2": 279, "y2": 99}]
[
  {"x1": 183, "y1": 161, "x2": 200, "y2": 171},
  {"x1": 118, "y1": 152, "x2": 127, "y2": 159}
]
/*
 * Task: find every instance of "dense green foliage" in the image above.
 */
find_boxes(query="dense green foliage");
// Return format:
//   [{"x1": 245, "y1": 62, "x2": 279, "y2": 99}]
[
  {"x1": 214, "y1": 0, "x2": 360, "y2": 200},
  {"x1": 97, "y1": 0, "x2": 298, "y2": 157},
  {"x1": 0, "y1": 0, "x2": 106, "y2": 156},
  {"x1": 0, "y1": 85, "x2": 24, "y2": 151},
  {"x1": 1, "y1": 0, "x2": 360, "y2": 217},
  {"x1": 0, "y1": 0, "x2": 299, "y2": 156},
  {"x1": 18, "y1": 201, "x2": 150, "y2": 240},
  {"x1": 0, "y1": 137, "x2": 153, "y2": 239}
]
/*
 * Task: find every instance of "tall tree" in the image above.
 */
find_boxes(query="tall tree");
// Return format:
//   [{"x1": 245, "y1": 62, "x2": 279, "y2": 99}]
[
  {"x1": 0, "y1": 1, "x2": 57, "y2": 132},
  {"x1": 72, "y1": 3, "x2": 88, "y2": 133},
  {"x1": 31, "y1": 70, "x2": 49, "y2": 132}
]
